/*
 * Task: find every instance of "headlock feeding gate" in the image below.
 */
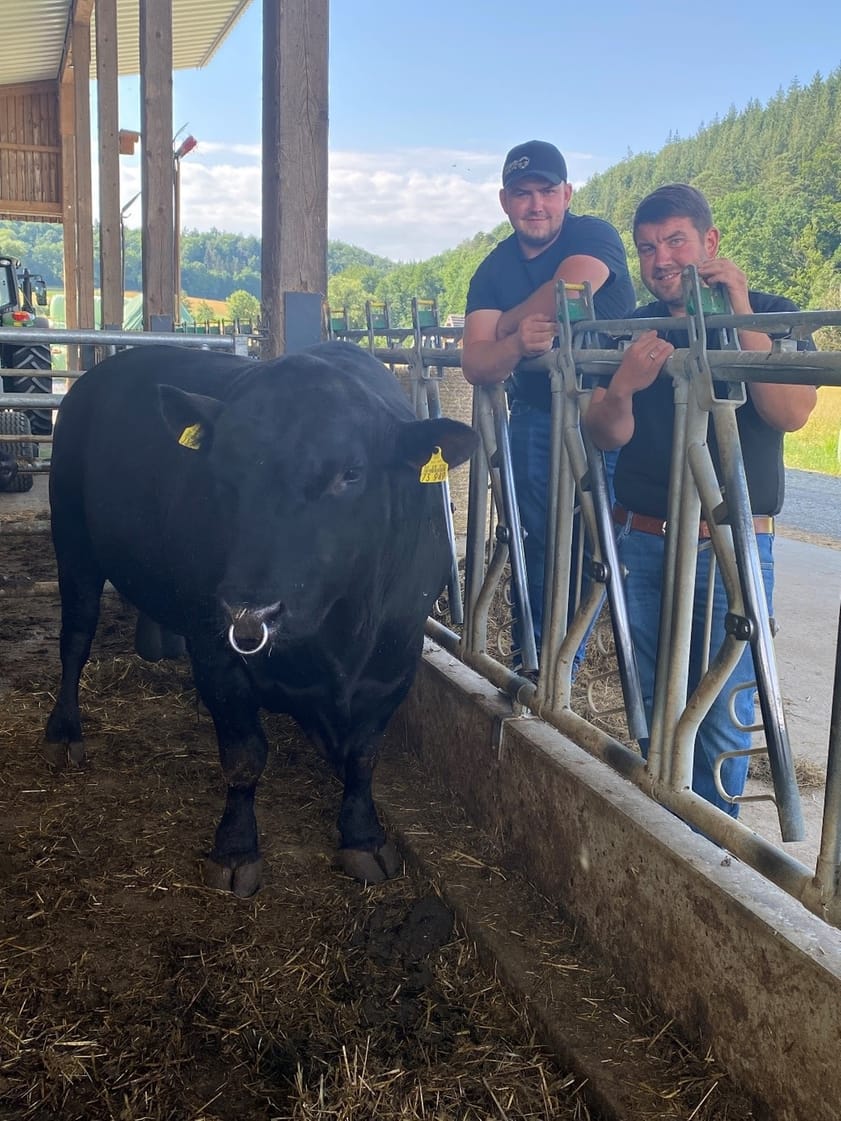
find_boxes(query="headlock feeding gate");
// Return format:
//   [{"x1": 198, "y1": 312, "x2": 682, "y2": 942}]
[
  {"x1": 326, "y1": 278, "x2": 841, "y2": 1121},
  {"x1": 3, "y1": 287, "x2": 841, "y2": 1118}
]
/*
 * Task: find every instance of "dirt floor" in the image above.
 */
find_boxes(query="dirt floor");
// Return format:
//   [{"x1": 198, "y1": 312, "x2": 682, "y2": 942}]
[{"x1": 0, "y1": 529, "x2": 763, "y2": 1121}]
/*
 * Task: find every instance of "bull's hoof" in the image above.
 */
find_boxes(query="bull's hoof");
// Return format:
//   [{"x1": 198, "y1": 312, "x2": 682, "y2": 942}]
[
  {"x1": 203, "y1": 855, "x2": 263, "y2": 898},
  {"x1": 336, "y1": 842, "x2": 402, "y2": 884},
  {"x1": 43, "y1": 740, "x2": 87, "y2": 771}
]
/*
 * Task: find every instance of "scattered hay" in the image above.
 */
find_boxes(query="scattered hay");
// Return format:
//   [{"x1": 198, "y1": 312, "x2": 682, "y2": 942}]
[
  {"x1": 748, "y1": 751, "x2": 826, "y2": 788},
  {"x1": 0, "y1": 532, "x2": 758, "y2": 1120}
]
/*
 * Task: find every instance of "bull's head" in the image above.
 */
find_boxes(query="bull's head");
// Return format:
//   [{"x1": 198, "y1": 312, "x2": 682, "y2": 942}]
[{"x1": 157, "y1": 364, "x2": 477, "y2": 658}]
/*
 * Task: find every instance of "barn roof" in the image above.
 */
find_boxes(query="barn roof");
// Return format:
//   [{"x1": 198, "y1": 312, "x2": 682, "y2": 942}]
[{"x1": 0, "y1": 0, "x2": 253, "y2": 86}]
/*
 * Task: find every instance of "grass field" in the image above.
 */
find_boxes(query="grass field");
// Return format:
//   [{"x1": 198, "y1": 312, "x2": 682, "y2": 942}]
[{"x1": 785, "y1": 385, "x2": 841, "y2": 475}]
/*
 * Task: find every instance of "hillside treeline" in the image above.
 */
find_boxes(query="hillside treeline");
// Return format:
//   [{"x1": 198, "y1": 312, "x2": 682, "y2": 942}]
[
  {"x1": 328, "y1": 69, "x2": 841, "y2": 325},
  {"x1": 0, "y1": 222, "x2": 390, "y2": 306},
  {"x1": 575, "y1": 71, "x2": 841, "y2": 312},
  {"x1": 2, "y1": 68, "x2": 839, "y2": 329}
]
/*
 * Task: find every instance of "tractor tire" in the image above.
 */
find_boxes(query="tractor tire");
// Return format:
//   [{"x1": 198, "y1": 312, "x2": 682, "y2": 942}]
[
  {"x1": 1, "y1": 322, "x2": 53, "y2": 436},
  {"x1": 0, "y1": 410, "x2": 35, "y2": 493}
]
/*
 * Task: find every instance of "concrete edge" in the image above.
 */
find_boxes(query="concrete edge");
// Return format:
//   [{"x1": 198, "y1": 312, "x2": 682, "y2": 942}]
[
  {"x1": 375, "y1": 754, "x2": 744, "y2": 1120},
  {"x1": 386, "y1": 642, "x2": 841, "y2": 1121}
]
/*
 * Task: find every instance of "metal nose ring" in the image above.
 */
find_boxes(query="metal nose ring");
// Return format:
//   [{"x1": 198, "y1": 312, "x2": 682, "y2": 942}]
[{"x1": 228, "y1": 621, "x2": 269, "y2": 656}]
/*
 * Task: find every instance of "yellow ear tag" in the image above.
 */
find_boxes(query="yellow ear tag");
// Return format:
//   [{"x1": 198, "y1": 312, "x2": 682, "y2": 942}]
[
  {"x1": 419, "y1": 446, "x2": 448, "y2": 484},
  {"x1": 178, "y1": 423, "x2": 204, "y2": 450}
]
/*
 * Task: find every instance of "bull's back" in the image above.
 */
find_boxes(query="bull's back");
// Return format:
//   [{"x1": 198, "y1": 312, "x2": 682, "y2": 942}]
[{"x1": 50, "y1": 346, "x2": 250, "y2": 623}]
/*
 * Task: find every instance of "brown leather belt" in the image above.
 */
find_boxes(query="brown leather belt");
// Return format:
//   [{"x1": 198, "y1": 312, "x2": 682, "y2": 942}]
[{"x1": 612, "y1": 504, "x2": 774, "y2": 540}]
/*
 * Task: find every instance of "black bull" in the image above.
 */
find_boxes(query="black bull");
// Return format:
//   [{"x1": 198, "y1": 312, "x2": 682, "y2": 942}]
[{"x1": 45, "y1": 341, "x2": 477, "y2": 896}]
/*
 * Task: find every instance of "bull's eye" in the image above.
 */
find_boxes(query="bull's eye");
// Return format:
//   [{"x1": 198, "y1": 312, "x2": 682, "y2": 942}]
[{"x1": 327, "y1": 465, "x2": 364, "y2": 496}]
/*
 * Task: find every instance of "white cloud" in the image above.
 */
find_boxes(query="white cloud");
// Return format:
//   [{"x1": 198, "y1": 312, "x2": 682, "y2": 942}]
[
  {"x1": 328, "y1": 148, "x2": 502, "y2": 260},
  {"x1": 116, "y1": 144, "x2": 605, "y2": 261}
]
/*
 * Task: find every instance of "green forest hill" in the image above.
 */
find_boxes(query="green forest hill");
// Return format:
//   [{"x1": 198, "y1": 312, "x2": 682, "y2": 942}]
[{"x1": 2, "y1": 69, "x2": 839, "y2": 344}]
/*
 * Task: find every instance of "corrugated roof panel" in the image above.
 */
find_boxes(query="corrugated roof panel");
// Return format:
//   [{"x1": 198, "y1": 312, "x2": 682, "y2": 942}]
[
  {"x1": 0, "y1": 0, "x2": 73, "y2": 85},
  {"x1": 0, "y1": 0, "x2": 253, "y2": 86},
  {"x1": 92, "y1": 0, "x2": 254, "y2": 76}
]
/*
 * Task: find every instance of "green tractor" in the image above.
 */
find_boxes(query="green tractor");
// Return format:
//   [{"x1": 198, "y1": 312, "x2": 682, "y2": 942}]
[{"x1": 0, "y1": 255, "x2": 53, "y2": 492}]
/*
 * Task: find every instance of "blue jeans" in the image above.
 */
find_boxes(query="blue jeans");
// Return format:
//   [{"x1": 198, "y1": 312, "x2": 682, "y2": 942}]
[
  {"x1": 508, "y1": 403, "x2": 617, "y2": 674},
  {"x1": 617, "y1": 523, "x2": 774, "y2": 816}
]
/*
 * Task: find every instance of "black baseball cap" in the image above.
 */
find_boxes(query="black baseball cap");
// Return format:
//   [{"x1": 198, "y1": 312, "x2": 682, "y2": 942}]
[{"x1": 502, "y1": 140, "x2": 568, "y2": 188}]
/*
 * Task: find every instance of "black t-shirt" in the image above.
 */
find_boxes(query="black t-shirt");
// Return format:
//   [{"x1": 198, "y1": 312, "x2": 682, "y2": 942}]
[
  {"x1": 465, "y1": 213, "x2": 635, "y2": 411},
  {"x1": 614, "y1": 291, "x2": 814, "y2": 518}
]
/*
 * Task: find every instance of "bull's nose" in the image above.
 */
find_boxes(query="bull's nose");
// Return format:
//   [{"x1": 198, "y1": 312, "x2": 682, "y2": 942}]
[{"x1": 223, "y1": 600, "x2": 284, "y2": 656}]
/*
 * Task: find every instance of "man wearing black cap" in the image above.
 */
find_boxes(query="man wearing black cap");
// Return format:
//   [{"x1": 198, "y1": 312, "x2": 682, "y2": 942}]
[{"x1": 462, "y1": 139, "x2": 634, "y2": 669}]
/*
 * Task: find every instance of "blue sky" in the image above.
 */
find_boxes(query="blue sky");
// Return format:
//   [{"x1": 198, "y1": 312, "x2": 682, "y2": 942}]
[{"x1": 112, "y1": 0, "x2": 841, "y2": 261}]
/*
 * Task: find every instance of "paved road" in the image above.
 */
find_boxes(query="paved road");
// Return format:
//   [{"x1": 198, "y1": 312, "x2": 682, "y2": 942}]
[
  {"x1": 741, "y1": 533, "x2": 841, "y2": 865},
  {"x1": 741, "y1": 468, "x2": 840, "y2": 866},
  {"x1": 778, "y1": 467, "x2": 841, "y2": 544}
]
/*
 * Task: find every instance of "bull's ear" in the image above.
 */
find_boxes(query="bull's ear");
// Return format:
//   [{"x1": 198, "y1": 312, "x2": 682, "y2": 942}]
[
  {"x1": 396, "y1": 417, "x2": 479, "y2": 472},
  {"x1": 158, "y1": 385, "x2": 225, "y2": 452}
]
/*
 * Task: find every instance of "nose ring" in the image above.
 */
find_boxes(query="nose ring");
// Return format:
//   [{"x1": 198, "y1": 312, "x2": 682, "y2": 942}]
[{"x1": 228, "y1": 621, "x2": 269, "y2": 656}]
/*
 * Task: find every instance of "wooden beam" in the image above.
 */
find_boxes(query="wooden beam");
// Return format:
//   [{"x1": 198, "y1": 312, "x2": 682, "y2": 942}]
[
  {"x1": 59, "y1": 74, "x2": 79, "y2": 337},
  {"x1": 60, "y1": 0, "x2": 97, "y2": 83},
  {"x1": 0, "y1": 200, "x2": 63, "y2": 219},
  {"x1": 95, "y1": 0, "x2": 123, "y2": 330},
  {"x1": 72, "y1": 18, "x2": 96, "y2": 331},
  {"x1": 139, "y1": 0, "x2": 174, "y2": 331},
  {"x1": 0, "y1": 142, "x2": 63, "y2": 156},
  {"x1": 261, "y1": 0, "x2": 329, "y2": 357},
  {"x1": 0, "y1": 81, "x2": 58, "y2": 98}
]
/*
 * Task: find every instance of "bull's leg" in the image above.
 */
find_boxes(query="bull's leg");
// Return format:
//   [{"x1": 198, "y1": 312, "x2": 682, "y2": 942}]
[
  {"x1": 134, "y1": 612, "x2": 186, "y2": 661},
  {"x1": 335, "y1": 736, "x2": 401, "y2": 884},
  {"x1": 44, "y1": 552, "x2": 105, "y2": 770},
  {"x1": 189, "y1": 650, "x2": 267, "y2": 897}
]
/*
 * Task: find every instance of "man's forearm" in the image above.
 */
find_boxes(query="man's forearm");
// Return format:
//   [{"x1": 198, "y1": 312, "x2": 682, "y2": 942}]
[
  {"x1": 496, "y1": 282, "x2": 555, "y2": 339},
  {"x1": 749, "y1": 381, "x2": 817, "y2": 432},
  {"x1": 461, "y1": 335, "x2": 524, "y2": 385},
  {"x1": 583, "y1": 386, "x2": 635, "y2": 450}
]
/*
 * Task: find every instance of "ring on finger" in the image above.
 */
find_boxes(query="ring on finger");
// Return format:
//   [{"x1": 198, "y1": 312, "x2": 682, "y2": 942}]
[{"x1": 648, "y1": 351, "x2": 657, "y2": 359}]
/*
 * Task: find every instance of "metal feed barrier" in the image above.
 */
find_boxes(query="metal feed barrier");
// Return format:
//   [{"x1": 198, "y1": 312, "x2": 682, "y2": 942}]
[
  {"x1": 327, "y1": 281, "x2": 841, "y2": 927},
  {"x1": 3, "y1": 304, "x2": 841, "y2": 923},
  {"x1": 0, "y1": 325, "x2": 250, "y2": 480}
]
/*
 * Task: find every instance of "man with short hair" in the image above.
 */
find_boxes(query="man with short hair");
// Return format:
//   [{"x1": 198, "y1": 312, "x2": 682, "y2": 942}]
[
  {"x1": 462, "y1": 140, "x2": 635, "y2": 668},
  {"x1": 585, "y1": 183, "x2": 817, "y2": 814}
]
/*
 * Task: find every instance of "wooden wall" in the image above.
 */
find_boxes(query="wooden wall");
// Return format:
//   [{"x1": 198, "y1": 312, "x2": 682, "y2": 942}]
[{"x1": 0, "y1": 81, "x2": 62, "y2": 223}]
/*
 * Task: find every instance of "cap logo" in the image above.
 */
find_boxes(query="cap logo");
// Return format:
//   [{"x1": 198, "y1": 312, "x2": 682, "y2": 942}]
[{"x1": 504, "y1": 155, "x2": 530, "y2": 178}]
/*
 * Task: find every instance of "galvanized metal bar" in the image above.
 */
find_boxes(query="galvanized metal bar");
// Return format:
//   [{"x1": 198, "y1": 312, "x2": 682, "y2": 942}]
[
  {"x1": 462, "y1": 393, "x2": 493, "y2": 656},
  {"x1": 0, "y1": 392, "x2": 65, "y2": 410},
  {"x1": 541, "y1": 282, "x2": 617, "y2": 709},
  {"x1": 424, "y1": 373, "x2": 464, "y2": 626},
  {"x1": 565, "y1": 348, "x2": 841, "y2": 386},
  {"x1": 582, "y1": 428, "x2": 648, "y2": 741},
  {"x1": 537, "y1": 304, "x2": 578, "y2": 705},
  {"x1": 683, "y1": 268, "x2": 804, "y2": 839},
  {"x1": 461, "y1": 383, "x2": 536, "y2": 670},
  {"x1": 0, "y1": 326, "x2": 240, "y2": 350},
  {"x1": 425, "y1": 619, "x2": 536, "y2": 709},
  {"x1": 662, "y1": 286, "x2": 736, "y2": 795},
  {"x1": 570, "y1": 307, "x2": 841, "y2": 338},
  {"x1": 490, "y1": 389, "x2": 538, "y2": 672},
  {"x1": 815, "y1": 605, "x2": 841, "y2": 903},
  {"x1": 640, "y1": 362, "x2": 689, "y2": 782},
  {"x1": 654, "y1": 374, "x2": 708, "y2": 791}
]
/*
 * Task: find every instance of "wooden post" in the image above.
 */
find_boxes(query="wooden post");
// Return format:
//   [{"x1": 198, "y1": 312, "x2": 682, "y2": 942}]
[
  {"x1": 139, "y1": 0, "x2": 174, "y2": 332},
  {"x1": 96, "y1": 0, "x2": 123, "y2": 331},
  {"x1": 261, "y1": 0, "x2": 329, "y2": 358},
  {"x1": 72, "y1": 19, "x2": 95, "y2": 333},
  {"x1": 59, "y1": 74, "x2": 78, "y2": 337}
]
